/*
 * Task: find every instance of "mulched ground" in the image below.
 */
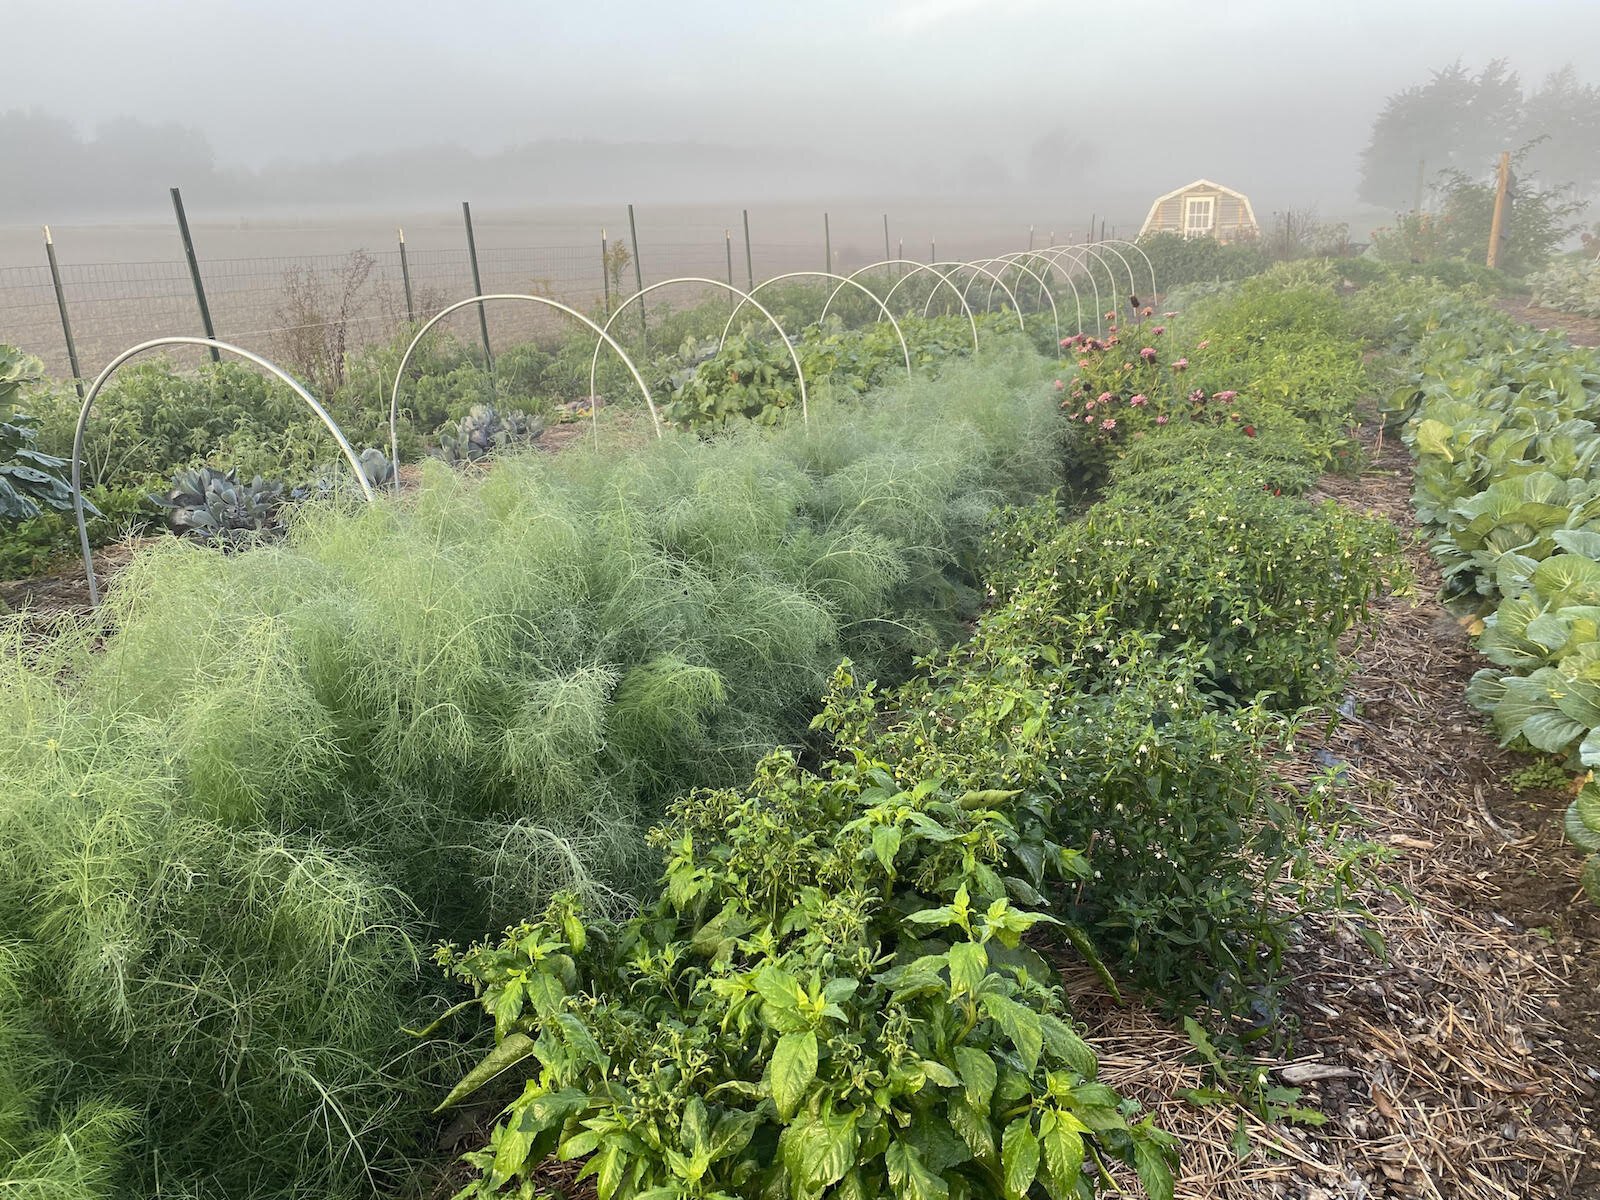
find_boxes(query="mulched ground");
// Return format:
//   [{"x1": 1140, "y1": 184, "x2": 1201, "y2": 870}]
[{"x1": 1052, "y1": 428, "x2": 1600, "y2": 1199}]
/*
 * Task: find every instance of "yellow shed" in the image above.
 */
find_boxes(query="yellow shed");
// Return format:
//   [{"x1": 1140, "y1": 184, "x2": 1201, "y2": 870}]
[{"x1": 1139, "y1": 179, "x2": 1259, "y2": 242}]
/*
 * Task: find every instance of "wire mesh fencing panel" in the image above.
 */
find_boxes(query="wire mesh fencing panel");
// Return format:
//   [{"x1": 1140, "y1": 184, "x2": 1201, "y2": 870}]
[{"x1": 0, "y1": 223, "x2": 1054, "y2": 386}]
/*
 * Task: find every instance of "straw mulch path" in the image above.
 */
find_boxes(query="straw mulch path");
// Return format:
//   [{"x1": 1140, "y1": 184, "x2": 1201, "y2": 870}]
[{"x1": 1055, "y1": 429, "x2": 1600, "y2": 1199}]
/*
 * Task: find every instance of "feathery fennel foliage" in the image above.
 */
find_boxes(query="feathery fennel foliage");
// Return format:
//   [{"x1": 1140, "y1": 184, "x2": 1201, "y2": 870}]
[{"x1": 0, "y1": 347, "x2": 1059, "y2": 1198}]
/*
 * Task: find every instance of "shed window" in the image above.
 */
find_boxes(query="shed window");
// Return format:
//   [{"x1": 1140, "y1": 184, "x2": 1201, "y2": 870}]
[{"x1": 1184, "y1": 196, "x2": 1215, "y2": 238}]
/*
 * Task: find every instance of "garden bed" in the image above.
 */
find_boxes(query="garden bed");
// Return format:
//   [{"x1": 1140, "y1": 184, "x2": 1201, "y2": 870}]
[{"x1": 1048, "y1": 424, "x2": 1600, "y2": 1199}]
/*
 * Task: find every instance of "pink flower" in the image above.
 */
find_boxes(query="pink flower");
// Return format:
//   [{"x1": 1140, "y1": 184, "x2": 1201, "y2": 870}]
[
  {"x1": 1130, "y1": 394, "x2": 1148, "y2": 406},
  {"x1": 1139, "y1": 347, "x2": 1157, "y2": 362},
  {"x1": 1106, "y1": 335, "x2": 1120, "y2": 346},
  {"x1": 1053, "y1": 379, "x2": 1065, "y2": 391},
  {"x1": 1141, "y1": 306, "x2": 1153, "y2": 316},
  {"x1": 1152, "y1": 326, "x2": 1166, "y2": 336},
  {"x1": 1078, "y1": 358, "x2": 1091, "y2": 368},
  {"x1": 1085, "y1": 399, "x2": 1096, "y2": 410},
  {"x1": 1098, "y1": 392, "x2": 1113, "y2": 404},
  {"x1": 1101, "y1": 417, "x2": 1116, "y2": 431},
  {"x1": 1155, "y1": 415, "x2": 1169, "y2": 425},
  {"x1": 1214, "y1": 389, "x2": 1238, "y2": 401},
  {"x1": 1171, "y1": 358, "x2": 1189, "y2": 372},
  {"x1": 1163, "y1": 311, "x2": 1178, "y2": 317},
  {"x1": 1189, "y1": 389, "x2": 1206, "y2": 403},
  {"x1": 1243, "y1": 425, "x2": 1257, "y2": 438},
  {"x1": 1084, "y1": 413, "x2": 1095, "y2": 423},
  {"x1": 1197, "y1": 340, "x2": 1210, "y2": 350},
  {"x1": 1059, "y1": 335, "x2": 1077, "y2": 348},
  {"x1": 1105, "y1": 311, "x2": 1116, "y2": 321}
]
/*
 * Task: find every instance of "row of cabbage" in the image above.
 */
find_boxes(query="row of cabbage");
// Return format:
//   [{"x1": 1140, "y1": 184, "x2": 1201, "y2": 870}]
[{"x1": 1388, "y1": 293, "x2": 1600, "y2": 895}]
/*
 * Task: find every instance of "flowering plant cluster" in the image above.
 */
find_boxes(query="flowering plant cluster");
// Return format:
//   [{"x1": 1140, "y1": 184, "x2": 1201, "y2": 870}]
[{"x1": 1052, "y1": 316, "x2": 1267, "y2": 486}]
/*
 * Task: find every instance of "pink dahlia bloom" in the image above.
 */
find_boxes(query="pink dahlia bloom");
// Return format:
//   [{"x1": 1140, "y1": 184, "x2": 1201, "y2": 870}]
[{"x1": 1139, "y1": 347, "x2": 1157, "y2": 362}]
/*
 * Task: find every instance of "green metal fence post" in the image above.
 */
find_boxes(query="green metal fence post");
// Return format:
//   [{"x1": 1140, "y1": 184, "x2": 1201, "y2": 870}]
[
  {"x1": 461, "y1": 201, "x2": 493, "y2": 368},
  {"x1": 170, "y1": 186, "x2": 219, "y2": 363}
]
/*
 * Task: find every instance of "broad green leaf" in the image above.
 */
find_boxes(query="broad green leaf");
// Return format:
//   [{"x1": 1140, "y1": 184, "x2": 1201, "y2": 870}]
[
  {"x1": 1553, "y1": 529, "x2": 1600, "y2": 559},
  {"x1": 1582, "y1": 854, "x2": 1600, "y2": 902},
  {"x1": 1414, "y1": 418, "x2": 1455, "y2": 460},
  {"x1": 952, "y1": 1045, "x2": 997, "y2": 1111},
  {"x1": 1040, "y1": 1118, "x2": 1086, "y2": 1194},
  {"x1": 434, "y1": 1032, "x2": 538, "y2": 1112},
  {"x1": 1040, "y1": 1013, "x2": 1097, "y2": 1078},
  {"x1": 1565, "y1": 796, "x2": 1600, "y2": 853},
  {"x1": 1533, "y1": 553, "x2": 1600, "y2": 606},
  {"x1": 947, "y1": 1095, "x2": 996, "y2": 1164},
  {"x1": 982, "y1": 994, "x2": 1042, "y2": 1074},
  {"x1": 1000, "y1": 1117, "x2": 1039, "y2": 1200},
  {"x1": 872, "y1": 824, "x2": 903, "y2": 873},
  {"x1": 885, "y1": 1138, "x2": 949, "y2": 1200},
  {"x1": 1132, "y1": 1135, "x2": 1176, "y2": 1200},
  {"x1": 948, "y1": 941, "x2": 988, "y2": 997},
  {"x1": 771, "y1": 1030, "x2": 818, "y2": 1120}
]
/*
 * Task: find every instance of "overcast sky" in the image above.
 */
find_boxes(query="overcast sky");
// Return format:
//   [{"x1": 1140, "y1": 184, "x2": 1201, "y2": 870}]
[{"x1": 6, "y1": 0, "x2": 1595, "y2": 213}]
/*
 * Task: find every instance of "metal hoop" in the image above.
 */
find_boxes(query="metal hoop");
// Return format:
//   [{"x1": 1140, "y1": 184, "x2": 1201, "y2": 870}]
[
  {"x1": 593, "y1": 277, "x2": 810, "y2": 429},
  {"x1": 1097, "y1": 238, "x2": 1159, "y2": 305},
  {"x1": 819, "y1": 261, "x2": 979, "y2": 350},
  {"x1": 994, "y1": 251, "x2": 1085, "y2": 337},
  {"x1": 907, "y1": 262, "x2": 1024, "y2": 333},
  {"x1": 72, "y1": 336, "x2": 374, "y2": 606},
  {"x1": 718, "y1": 271, "x2": 913, "y2": 381},
  {"x1": 391, "y1": 293, "x2": 659, "y2": 466},
  {"x1": 957, "y1": 258, "x2": 1060, "y2": 347},
  {"x1": 1034, "y1": 246, "x2": 1110, "y2": 334}
]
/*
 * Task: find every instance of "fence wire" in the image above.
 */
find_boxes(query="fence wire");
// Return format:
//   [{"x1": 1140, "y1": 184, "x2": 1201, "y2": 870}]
[{"x1": 1, "y1": 235, "x2": 919, "y2": 381}]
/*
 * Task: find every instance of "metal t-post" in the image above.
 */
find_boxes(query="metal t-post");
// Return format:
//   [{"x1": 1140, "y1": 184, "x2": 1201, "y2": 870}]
[
  {"x1": 397, "y1": 227, "x2": 415, "y2": 324},
  {"x1": 42, "y1": 226, "x2": 84, "y2": 397},
  {"x1": 170, "y1": 187, "x2": 219, "y2": 363},
  {"x1": 461, "y1": 201, "x2": 493, "y2": 368},
  {"x1": 627, "y1": 203, "x2": 646, "y2": 342}
]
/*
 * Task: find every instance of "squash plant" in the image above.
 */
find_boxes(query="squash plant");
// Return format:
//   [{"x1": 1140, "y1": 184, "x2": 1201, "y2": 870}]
[{"x1": 436, "y1": 748, "x2": 1176, "y2": 1200}]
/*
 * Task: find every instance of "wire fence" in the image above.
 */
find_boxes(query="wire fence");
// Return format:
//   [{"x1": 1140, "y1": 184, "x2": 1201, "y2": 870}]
[
  {"x1": 1, "y1": 236, "x2": 1020, "y2": 382},
  {"x1": 1, "y1": 197, "x2": 1130, "y2": 381}
]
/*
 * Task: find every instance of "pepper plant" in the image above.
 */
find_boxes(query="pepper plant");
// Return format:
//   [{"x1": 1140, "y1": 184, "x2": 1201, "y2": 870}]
[{"x1": 436, "y1": 748, "x2": 1176, "y2": 1200}]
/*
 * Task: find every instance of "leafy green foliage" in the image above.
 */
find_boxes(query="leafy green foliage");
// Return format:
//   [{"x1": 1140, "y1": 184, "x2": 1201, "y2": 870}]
[
  {"x1": 153, "y1": 464, "x2": 288, "y2": 545},
  {"x1": 1388, "y1": 288, "x2": 1600, "y2": 897},
  {"x1": 439, "y1": 747, "x2": 1175, "y2": 1200},
  {"x1": 437, "y1": 403, "x2": 547, "y2": 464},
  {"x1": 0, "y1": 345, "x2": 79, "y2": 522},
  {"x1": 0, "y1": 353, "x2": 1063, "y2": 1198},
  {"x1": 661, "y1": 314, "x2": 1003, "y2": 432},
  {"x1": 1135, "y1": 233, "x2": 1269, "y2": 290},
  {"x1": 985, "y1": 474, "x2": 1400, "y2": 711},
  {"x1": 1528, "y1": 256, "x2": 1600, "y2": 318}
]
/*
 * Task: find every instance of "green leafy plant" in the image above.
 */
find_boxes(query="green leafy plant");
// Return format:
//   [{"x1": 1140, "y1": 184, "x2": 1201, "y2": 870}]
[
  {"x1": 153, "y1": 464, "x2": 287, "y2": 546},
  {"x1": 0, "y1": 345, "x2": 80, "y2": 522},
  {"x1": 437, "y1": 748, "x2": 1176, "y2": 1200},
  {"x1": 1528, "y1": 256, "x2": 1600, "y2": 318},
  {"x1": 437, "y1": 404, "x2": 547, "y2": 465}
]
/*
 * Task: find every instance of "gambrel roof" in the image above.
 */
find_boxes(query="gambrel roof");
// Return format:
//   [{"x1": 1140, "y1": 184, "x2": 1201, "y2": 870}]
[{"x1": 1139, "y1": 179, "x2": 1259, "y2": 237}]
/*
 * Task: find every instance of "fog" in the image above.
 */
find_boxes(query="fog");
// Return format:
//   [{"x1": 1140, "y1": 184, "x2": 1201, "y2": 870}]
[{"x1": 3, "y1": 0, "x2": 1598, "y2": 230}]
